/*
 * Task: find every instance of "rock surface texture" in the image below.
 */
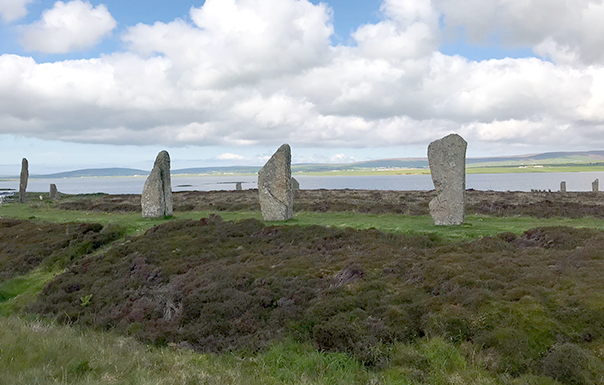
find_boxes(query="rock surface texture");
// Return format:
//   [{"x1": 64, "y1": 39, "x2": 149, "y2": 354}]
[
  {"x1": 49, "y1": 184, "x2": 58, "y2": 200},
  {"x1": 560, "y1": 181, "x2": 567, "y2": 193},
  {"x1": 141, "y1": 151, "x2": 173, "y2": 218},
  {"x1": 593, "y1": 179, "x2": 599, "y2": 192},
  {"x1": 19, "y1": 158, "x2": 28, "y2": 203},
  {"x1": 428, "y1": 134, "x2": 467, "y2": 225},
  {"x1": 258, "y1": 144, "x2": 293, "y2": 221},
  {"x1": 291, "y1": 177, "x2": 300, "y2": 190}
]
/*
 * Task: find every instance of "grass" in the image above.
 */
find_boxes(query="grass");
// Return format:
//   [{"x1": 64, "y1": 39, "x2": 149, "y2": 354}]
[
  {"x1": 0, "y1": 316, "x2": 566, "y2": 385},
  {"x1": 0, "y1": 269, "x2": 59, "y2": 317},
  {"x1": 3, "y1": 202, "x2": 604, "y2": 242}
]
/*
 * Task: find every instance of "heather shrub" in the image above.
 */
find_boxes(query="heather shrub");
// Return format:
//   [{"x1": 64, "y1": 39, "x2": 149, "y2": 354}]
[
  {"x1": 0, "y1": 219, "x2": 122, "y2": 280},
  {"x1": 31, "y1": 219, "x2": 604, "y2": 382},
  {"x1": 540, "y1": 343, "x2": 604, "y2": 385}
]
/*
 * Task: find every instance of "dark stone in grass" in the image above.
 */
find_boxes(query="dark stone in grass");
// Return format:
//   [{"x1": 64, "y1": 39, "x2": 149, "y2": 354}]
[
  {"x1": 428, "y1": 134, "x2": 467, "y2": 225},
  {"x1": 258, "y1": 144, "x2": 293, "y2": 221},
  {"x1": 50, "y1": 184, "x2": 59, "y2": 200},
  {"x1": 19, "y1": 158, "x2": 28, "y2": 203},
  {"x1": 141, "y1": 151, "x2": 173, "y2": 218}
]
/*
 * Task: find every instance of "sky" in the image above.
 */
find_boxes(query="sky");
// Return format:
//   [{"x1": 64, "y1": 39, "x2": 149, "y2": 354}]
[{"x1": 1, "y1": 0, "x2": 604, "y2": 174}]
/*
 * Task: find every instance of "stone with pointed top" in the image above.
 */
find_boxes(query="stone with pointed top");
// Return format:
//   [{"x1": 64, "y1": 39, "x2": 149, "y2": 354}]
[
  {"x1": 291, "y1": 177, "x2": 300, "y2": 190},
  {"x1": 258, "y1": 144, "x2": 293, "y2": 221},
  {"x1": 428, "y1": 134, "x2": 467, "y2": 225},
  {"x1": 50, "y1": 184, "x2": 59, "y2": 200},
  {"x1": 141, "y1": 151, "x2": 173, "y2": 218},
  {"x1": 19, "y1": 158, "x2": 28, "y2": 203}
]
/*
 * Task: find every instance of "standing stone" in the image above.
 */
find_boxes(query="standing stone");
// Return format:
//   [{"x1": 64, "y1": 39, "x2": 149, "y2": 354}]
[
  {"x1": 428, "y1": 134, "x2": 467, "y2": 225},
  {"x1": 236, "y1": 182, "x2": 243, "y2": 191},
  {"x1": 19, "y1": 158, "x2": 28, "y2": 203},
  {"x1": 49, "y1": 184, "x2": 59, "y2": 200},
  {"x1": 593, "y1": 179, "x2": 599, "y2": 192},
  {"x1": 291, "y1": 177, "x2": 300, "y2": 190},
  {"x1": 560, "y1": 181, "x2": 567, "y2": 193},
  {"x1": 258, "y1": 144, "x2": 293, "y2": 221},
  {"x1": 141, "y1": 151, "x2": 173, "y2": 218}
]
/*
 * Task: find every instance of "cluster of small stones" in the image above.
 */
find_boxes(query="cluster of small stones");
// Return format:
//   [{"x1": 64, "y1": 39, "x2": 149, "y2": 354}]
[
  {"x1": 258, "y1": 144, "x2": 294, "y2": 221},
  {"x1": 428, "y1": 134, "x2": 467, "y2": 226},
  {"x1": 141, "y1": 151, "x2": 173, "y2": 218},
  {"x1": 19, "y1": 158, "x2": 28, "y2": 203}
]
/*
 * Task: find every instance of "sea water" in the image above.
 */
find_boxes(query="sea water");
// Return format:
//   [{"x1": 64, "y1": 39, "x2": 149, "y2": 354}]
[{"x1": 1, "y1": 172, "x2": 603, "y2": 195}]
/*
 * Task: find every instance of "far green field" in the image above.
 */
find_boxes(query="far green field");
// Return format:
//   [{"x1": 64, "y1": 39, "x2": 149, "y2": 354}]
[{"x1": 293, "y1": 163, "x2": 604, "y2": 176}]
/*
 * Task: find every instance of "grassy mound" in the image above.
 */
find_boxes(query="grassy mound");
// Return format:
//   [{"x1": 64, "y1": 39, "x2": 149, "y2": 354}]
[{"x1": 31, "y1": 216, "x2": 604, "y2": 383}]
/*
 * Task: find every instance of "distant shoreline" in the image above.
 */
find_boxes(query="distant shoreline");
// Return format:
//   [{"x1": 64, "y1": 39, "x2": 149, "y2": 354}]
[{"x1": 3, "y1": 163, "x2": 604, "y2": 180}]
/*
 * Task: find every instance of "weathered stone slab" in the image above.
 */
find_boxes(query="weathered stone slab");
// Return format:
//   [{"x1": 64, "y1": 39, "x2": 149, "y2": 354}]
[
  {"x1": 291, "y1": 177, "x2": 300, "y2": 190},
  {"x1": 141, "y1": 151, "x2": 173, "y2": 218},
  {"x1": 236, "y1": 182, "x2": 243, "y2": 191},
  {"x1": 258, "y1": 144, "x2": 293, "y2": 221},
  {"x1": 560, "y1": 181, "x2": 567, "y2": 193},
  {"x1": 19, "y1": 158, "x2": 28, "y2": 203},
  {"x1": 593, "y1": 179, "x2": 599, "y2": 192},
  {"x1": 50, "y1": 184, "x2": 59, "y2": 200},
  {"x1": 428, "y1": 134, "x2": 467, "y2": 225}
]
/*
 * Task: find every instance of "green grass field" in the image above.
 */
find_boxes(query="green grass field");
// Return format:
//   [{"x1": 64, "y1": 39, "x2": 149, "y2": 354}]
[{"x1": 3, "y1": 202, "x2": 604, "y2": 241}]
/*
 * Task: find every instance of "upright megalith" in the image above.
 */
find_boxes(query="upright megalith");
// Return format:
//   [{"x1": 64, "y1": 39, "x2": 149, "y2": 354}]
[
  {"x1": 236, "y1": 182, "x2": 243, "y2": 191},
  {"x1": 428, "y1": 134, "x2": 467, "y2": 225},
  {"x1": 593, "y1": 179, "x2": 599, "y2": 193},
  {"x1": 19, "y1": 158, "x2": 28, "y2": 203},
  {"x1": 560, "y1": 181, "x2": 567, "y2": 193},
  {"x1": 258, "y1": 144, "x2": 293, "y2": 221},
  {"x1": 291, "y1": 177, "x2": 300, "y2": 190},
  {"x1": 141, "y1": 151, "x2": 173, "y2": 218},
  {"x1": 49, "y1": 184, "x2": 59, "y2": 200}
]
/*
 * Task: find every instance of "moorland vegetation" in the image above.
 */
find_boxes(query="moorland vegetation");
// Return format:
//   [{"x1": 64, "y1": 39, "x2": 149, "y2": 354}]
[{"x1": 1, "y1": 190, "x2": 604, "y2": 384}]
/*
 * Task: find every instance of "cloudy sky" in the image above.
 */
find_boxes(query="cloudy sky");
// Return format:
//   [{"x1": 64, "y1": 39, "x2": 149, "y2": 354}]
[{"x1": 1, "y1": 0, "x2": 604, "y2": 174}]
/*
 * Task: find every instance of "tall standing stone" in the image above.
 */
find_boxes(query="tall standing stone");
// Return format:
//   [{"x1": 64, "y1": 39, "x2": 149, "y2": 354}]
[
  {"x1": 258, "y1": 144, "x2": 293, "y2": 221},
  {"x1": 428, "y1": 134, "x2": 467, "y2": 225},
  {"x1": 19, "y1": 158, "x2": 28, "y2": 203},
  {"x1": 560, "y1": 181, "x2": 567, "y2": 193},
  {"x1": 593, "y1": 179, "x2": 599, "y2": 192},
  {"x1": 141, "y1": 151, "x2": 173, "y2": 218},
  {"x1": 236, "y1": 182, "x2": 243, "y2": 191},
  {"x1": 49, "y1": 184, "x2": 59, "y2": 200}
]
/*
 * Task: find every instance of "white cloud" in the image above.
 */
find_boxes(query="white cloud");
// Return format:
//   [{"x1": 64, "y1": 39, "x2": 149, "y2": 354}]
[
  {"x1": 123, "y1": 0, "x2": 333, "y2": 87},
  {"x1": 435, "y1": 0, "x2": 604, "y2": 65},
  {"x1": 216, "y1": 153, "x2": 245, "y2": 160},
  {"x1": 1, "y1": 0, "x2": 604, "y2": 156},
  {"x1": 330, "y1": 153, "x2": 356, "y2": 163},
  {"x1": 19, "y1": 0, "x2": 116, "y2": 53},
  {"x1": 0, "y1": 0, "x2": 32, "y2": 22}
]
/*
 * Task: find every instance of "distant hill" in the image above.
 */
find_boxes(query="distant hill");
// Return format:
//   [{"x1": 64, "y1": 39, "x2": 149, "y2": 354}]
[
  {"x1": 6, "y1": 150, "x2": 604, "y2": 178},
  {"x1": 172, "y1": 166, "x2": 261, "y2": 175},
  {"x1": 32, "y1": 168, "x2": 147, "y2": 178}
]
